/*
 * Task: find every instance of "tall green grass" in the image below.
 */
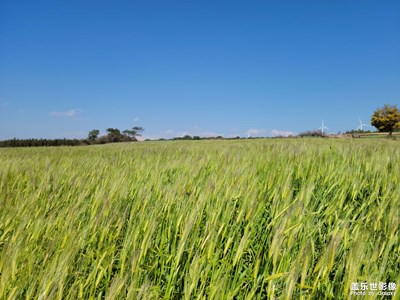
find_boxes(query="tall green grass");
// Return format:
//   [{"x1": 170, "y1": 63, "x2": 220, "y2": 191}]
[{"x1": 0, "y1": 139, "x2": 399, "y2": 299}]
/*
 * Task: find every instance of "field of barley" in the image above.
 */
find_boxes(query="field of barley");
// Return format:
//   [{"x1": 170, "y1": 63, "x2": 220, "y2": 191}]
[{"x1": 0, "y1": 139, "x2": 399, "y2": 299}]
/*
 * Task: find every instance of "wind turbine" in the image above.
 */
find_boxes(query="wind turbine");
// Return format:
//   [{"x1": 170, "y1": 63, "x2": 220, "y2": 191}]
[
  {"x1": 319, "y1": 120, "x2": 329, "y2": 134},
  {"x1": 356, "y1": 118, "x2": 371, "y2": 131}
]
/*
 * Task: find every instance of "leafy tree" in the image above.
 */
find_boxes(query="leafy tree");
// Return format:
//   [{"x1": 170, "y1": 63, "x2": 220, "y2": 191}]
[
  {"x1": 133, "y1": 126, "x2": 144, "y2": 135},
  {"x1": 103, "y1": 128, "x2": 125, "y2": 143},
  {"x1": 88, "y1": 129, "x2": 100, "y2": 141},
  {"x1": 123, "y1": 127, "x2": 144, "y2": 140},
  {"x1": 106, "y1": 128, "x2": 121, "y2": 135},
  {"x1": 371, "y1": 104, "x2": 400, "y2": 135}
]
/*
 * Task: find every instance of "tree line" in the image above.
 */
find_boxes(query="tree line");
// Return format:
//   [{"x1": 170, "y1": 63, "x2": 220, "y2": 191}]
[
  {"x1": 88, "y1": 127, "x2": 144, "y2": 143},
  {"x1": 0, "y1": 127, "x2": 144, "y2": 148},
  {"x1": 0, "y1": 138, "x2": 83, "y2": 148},
  {"x1": 1, "y1": 104, "x2": 399, "y2": 147}
]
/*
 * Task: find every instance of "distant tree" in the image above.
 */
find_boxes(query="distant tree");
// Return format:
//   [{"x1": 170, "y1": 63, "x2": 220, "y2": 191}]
[
  {"x1": 122, "y1": 130, "x2": 132, "y2": 137},
  {"x1": 1, "y1": 126, "x2": 145, "y2": 147},
  {"x1": 106, "y1": 128, "x2": 121, "y2": 135},
  {"x1": 371, "y1": 104, "x2": 400, "y2": 135},
  {"x1": 344, "y1": 129, "x2": 373, "y2": 134},
  {"x1": 104, "y1": 128, "x2": 126, "y2": 143},
  {"x1": 132, "y1": 126, "x2": 144, "y2": 136},
  {"x1": 122, "y1": 126, "x2": 144, "y2": 140},
  {"x1": 88, "y1": 129, "x2": 100, "y2": 141}
]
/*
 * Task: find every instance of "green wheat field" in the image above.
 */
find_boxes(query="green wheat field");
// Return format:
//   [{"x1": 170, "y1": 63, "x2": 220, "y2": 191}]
[{"x1": 0, "y1": 139, "x2": 399, "y2": 299}]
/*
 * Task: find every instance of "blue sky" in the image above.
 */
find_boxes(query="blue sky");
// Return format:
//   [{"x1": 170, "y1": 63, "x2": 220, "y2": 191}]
[{"x1": 1, "y1": 0, "x2": 399, "y2": 139}]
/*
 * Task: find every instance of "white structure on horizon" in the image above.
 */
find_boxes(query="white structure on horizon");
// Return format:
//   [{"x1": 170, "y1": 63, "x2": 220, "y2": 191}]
[
  {"x1": 319, "y1": 120, "x2": 329, "y2": 134},
  {"x1": 356, "y1": 118, "x2": 371, "y2": 131}
]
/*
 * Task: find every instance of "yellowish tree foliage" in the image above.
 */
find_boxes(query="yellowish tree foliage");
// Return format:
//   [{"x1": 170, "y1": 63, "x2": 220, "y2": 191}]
[{"x1": 371, "y1": 104, "x2": 400, "y2": 135}]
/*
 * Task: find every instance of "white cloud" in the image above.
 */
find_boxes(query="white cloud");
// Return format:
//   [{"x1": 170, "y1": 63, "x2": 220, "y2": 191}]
[
  {"x1": 246, "y1": 128, "x2": 267, "y2": 137},
  {"x1": 200, "y1": 131, "x2": 224, "y2": 137},
  {"x1": 142, "y1": 128, "x2": 225, "y2": 140},
  {"x1": 50, "y1": 109, "x2": 81, "y2": 118},
  {"x1": 0, "y1": 102, "x2": 9, "y2": 111},
  {"x1": 133, "y1": 116, "x2": 140, "y2": 122},
  {"x1": 246, "y1": 128, "x2": 296, "y2": 137},
  {"x1": 270, "y1": 129, "x2": 296, "y2": 137}
]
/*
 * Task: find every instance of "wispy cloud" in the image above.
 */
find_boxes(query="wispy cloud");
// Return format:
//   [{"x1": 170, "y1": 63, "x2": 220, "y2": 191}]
[
  {"x1": 246, "y1": 128, "x2": 267, "y2": 137},
  {"x1": 270, "y1": 129, "x2": 296, "y2": 137},
  {"x1": 163, "y1": 126, "x2": 224, "y2": 138},
  {"x1": 133, "y1": 116, "x2": 140, "y2": 122},
  {"x1": 246, "y1": 128, "x2": 296, "y2": 137},
  {"x1": 143, "y1": 128, "x2": 225, "y2": 140},
  {"x1": 0, "y1": 102, "x2": 9, "y2": 111},
  {"x1": 50, "y1": 109, "x2": 81, "y2": 118}
]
